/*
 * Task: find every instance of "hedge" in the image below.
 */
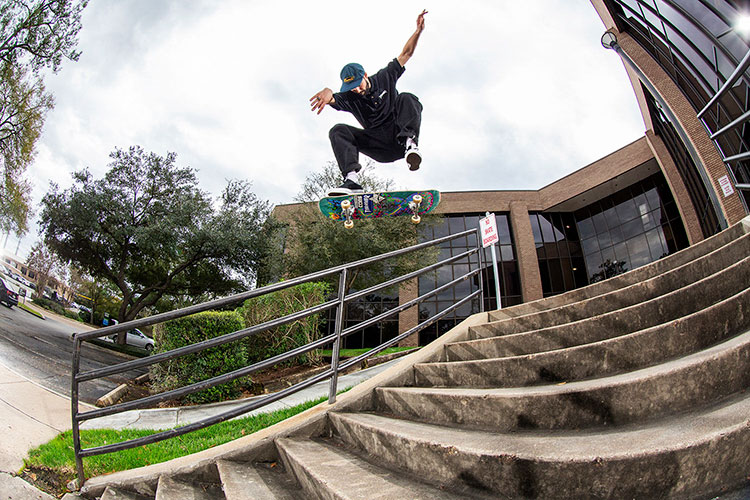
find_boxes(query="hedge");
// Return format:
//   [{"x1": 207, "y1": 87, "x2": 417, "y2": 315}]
[
  {"x1": 236, "y1": 281, "x2": 331, "y2": 367},
  {"x1": 32, "y1": 297, "x2": 82, "y2": 322},
  {"x1": 149, "y1": 311, "x2": 247, "y2": 404}
]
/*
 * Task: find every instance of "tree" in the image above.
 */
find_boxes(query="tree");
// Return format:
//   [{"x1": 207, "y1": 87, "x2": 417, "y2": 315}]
[
  {"x1": 0, "y1": 64, "x2": 53, "y2": 234},
  {"x1": 68, "y1": 266, "x2": 119, "y2": 325},
  {"x1": 0, "y1": 0, "x2": 88, "y2": 234},
  {"x1": 40, "y1": 145, "x2": 277, "y2": 326},
  {"x1": 0, "y1": 0, "x2": 88, "y2": 72},
  {"x1": 25, "y1": 240, "x2": 61, "y2": 299},
  {"x1": 270, "y1": 161, "x2": 440, "y2": 294},
  {"x1": 590, "y1": 259, "x2": 628, "y2": 283}
]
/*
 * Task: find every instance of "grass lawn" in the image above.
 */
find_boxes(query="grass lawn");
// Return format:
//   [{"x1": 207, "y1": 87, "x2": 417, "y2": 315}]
[
  {"x1": 319, "y1": 346, "x2": 418, "y2": 358},
  {"x1": 17, "y1": 302, "x2": 44, "y2": 319},
  {"x1": 24, "y1": 392, "x2": 342, "y2": 493}
]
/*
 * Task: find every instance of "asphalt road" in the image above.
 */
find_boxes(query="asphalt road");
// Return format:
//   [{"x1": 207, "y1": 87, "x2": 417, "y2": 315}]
[{"x1": 0, "y1": 304, "x2": 147, "y2": 404}]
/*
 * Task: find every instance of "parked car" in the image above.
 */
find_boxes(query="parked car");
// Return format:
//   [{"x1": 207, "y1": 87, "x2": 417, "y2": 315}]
[
  {"x1": 0, "y1": 278, "x2": 18, "y2": 308},
  {"x1": 108, "y1": 328, "x2": 154, "y2": 352}
]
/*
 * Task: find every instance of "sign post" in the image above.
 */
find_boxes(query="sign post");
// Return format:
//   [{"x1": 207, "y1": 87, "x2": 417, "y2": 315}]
[{"x1": 479, "y1": 212, "x2": 502, "y2": 310}]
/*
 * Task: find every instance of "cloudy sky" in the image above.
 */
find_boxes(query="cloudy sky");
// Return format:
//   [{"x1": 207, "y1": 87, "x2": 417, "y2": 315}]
[{"x1": 9, "y1": 0, "x2": 646, "y2": 258}]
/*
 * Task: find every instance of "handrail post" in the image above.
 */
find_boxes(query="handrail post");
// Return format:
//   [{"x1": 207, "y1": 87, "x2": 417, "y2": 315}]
[
  {"x1": 328, "y1": 268, "x2": 348, "y2": 404},
  {"x1": 71, "y1": 337, "x2": 85, "y2": 487},
  {"x1": 476, "y1": 227, "x2": 486, "y2": 313}
]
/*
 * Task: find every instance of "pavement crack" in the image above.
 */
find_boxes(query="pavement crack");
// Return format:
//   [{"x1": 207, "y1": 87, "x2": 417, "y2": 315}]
[{"x1": 0, "y1": 394, "x2": 63, "y2": 433}]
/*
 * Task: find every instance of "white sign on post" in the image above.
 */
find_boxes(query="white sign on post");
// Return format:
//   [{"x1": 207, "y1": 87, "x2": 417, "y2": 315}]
[
  {"x1": 479, "y1": 212, "x2": 502, "y2": 309},
  {"x1": 480, "y1": 213, "x2": 499, "y2": 248}
]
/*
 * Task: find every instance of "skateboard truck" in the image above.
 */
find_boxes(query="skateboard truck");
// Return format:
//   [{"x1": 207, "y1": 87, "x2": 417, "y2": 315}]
[
  {"x1": 340, "y1": 199, "x2": 355, "y2": 229},
  {"x1": 409, "y1": 194, "x2": 423, "y2": 224}
]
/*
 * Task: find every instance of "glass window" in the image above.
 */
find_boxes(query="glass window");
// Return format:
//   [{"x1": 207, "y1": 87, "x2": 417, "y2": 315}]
[
  {"x1": 577, "y1": 217, "x2": 595, "y2": 240},
  {"x1": 416, "y1": 213, "x2": 519, "y2": 341},
  {"x1": 576, "y1": 173, "x2": 689, "y2": 285},
  {"x1": 530, "y1": 214, "x2": 543, "y2": 243},
  {"x1": 615, "y1": 197, "x2": 640, "y2": 222},
  {"x1": 592, "y1": 212, "x2": 609, "y2": 233},
  {"x1": 646, "y1": 228, "x2": 667, "y2": 259},
  {"x1": 582, "y1": 236, "x2": 600, "y2": 256},
  {"x1": 627, "y1": 234, "x2": 652, "y2": 267}
]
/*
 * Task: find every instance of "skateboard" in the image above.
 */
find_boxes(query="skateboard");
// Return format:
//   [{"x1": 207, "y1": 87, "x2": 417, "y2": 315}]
[{"x1": 318, "y1": 190, "x2": 440, "y2": 229}]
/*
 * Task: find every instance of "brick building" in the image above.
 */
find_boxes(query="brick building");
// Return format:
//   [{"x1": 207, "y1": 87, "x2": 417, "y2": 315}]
[{"x1": 273, "y1": 0, "x2": 750, "y2": 348}]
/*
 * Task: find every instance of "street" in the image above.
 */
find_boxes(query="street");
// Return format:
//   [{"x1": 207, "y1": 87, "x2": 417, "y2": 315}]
[{"x1": 0, "y1": 304, "x2": 147, "y2": 404}]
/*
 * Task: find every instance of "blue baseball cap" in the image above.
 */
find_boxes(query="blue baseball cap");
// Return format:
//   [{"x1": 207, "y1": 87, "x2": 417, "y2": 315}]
[{"x1": 340, "y1": 63, "x2": 365, "y2": 92}]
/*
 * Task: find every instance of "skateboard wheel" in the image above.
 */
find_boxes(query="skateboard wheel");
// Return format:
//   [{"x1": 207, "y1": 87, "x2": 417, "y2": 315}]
[
  {"x1": 341, "y1": 200, "x2": 351, "y2": 209},
  {"x1": 411, "y1": 215, "x2": 421, "y2": 224},
  {"x1": 344, "y1": 219, "x2": 354, "y2": 229},
  {"x1": 413, "y1": 194, "x2": 422, "y2": 204}
]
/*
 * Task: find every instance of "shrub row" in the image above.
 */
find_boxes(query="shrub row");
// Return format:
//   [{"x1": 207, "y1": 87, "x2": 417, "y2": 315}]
[
  {"x1": 149, "y1": 282, "x2": 331, "y2": 404},
  {"x1": 32, "y1": 297, "x2": 83, "y2": 322}
]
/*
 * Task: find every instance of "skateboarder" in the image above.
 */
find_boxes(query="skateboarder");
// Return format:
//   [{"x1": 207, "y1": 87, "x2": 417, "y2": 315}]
[{"x1": 310, "y1": 10, "x2": 427, "y2": 196}]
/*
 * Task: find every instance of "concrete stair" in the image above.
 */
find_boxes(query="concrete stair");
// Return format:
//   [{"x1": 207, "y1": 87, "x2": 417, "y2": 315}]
[{"x1": 80, "y1": 217, "x2": 750, "y2": 500}]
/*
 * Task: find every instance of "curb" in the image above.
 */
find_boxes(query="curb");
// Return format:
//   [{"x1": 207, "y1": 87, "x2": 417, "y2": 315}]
[{"x1": 15, "y1": 302, "x2": 45, "y2": 320}]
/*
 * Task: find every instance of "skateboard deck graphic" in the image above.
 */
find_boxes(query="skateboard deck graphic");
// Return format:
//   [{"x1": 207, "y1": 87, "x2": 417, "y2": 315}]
[{"x1": 319, "y1": 190, "x2": 440, "y2": 228}]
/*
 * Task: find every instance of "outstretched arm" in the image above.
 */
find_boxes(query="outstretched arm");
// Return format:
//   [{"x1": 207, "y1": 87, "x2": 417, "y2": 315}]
[
  {"x1": 310, "y1": 87, "x2": 335, "y2": 114},
  {"x1": 397, "y1": 9, "x2": 427, "y2": 67}
]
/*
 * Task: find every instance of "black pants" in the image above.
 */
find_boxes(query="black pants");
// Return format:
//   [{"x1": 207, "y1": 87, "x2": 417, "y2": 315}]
[{"x1": 329, "y1": 92, "x2": 423, "y2": 177}]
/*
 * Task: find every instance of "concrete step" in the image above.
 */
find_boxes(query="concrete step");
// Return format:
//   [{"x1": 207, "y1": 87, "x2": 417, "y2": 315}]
[
  {"x1": 446, "y1": 255, "x2": 750, "y2": 361},
  {"x1": 488, "y1": 221, "x2": 747, "y2": 321},
  {"x1": 329, "y1": 393, "x2": 750, "y2": 499},
  {"x1": 470, "y1": 231, "x2": 750, "y2": 339},
  {"x1": 378, "y1": 329, "x2": 750, "y2": 431},
  {"x1": 275, "y1": 437, "x2": 471, "y2": 499},
  {"x1": 414, "y1": 286, "x2": 750, "y2": 388},
  {"x1": 101, "y1": 487, "x2": 152, "y2": 500},
  {"x1": 216, "y1": 459, "x2": 300, "y2": 499},
  {"x1": 154, "y1": 476, "x2": 223, "y2": 500}
]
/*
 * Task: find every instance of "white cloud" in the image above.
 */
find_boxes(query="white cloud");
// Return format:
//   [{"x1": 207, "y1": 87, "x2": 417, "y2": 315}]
[{"x1": 11, "y1": 0, "x2": 645, "y2": 258}]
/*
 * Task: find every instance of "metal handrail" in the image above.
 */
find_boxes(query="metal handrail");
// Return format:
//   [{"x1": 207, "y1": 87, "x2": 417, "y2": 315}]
[{"x1": 71, "y1": 227, "x2": 485, "y2": 484}]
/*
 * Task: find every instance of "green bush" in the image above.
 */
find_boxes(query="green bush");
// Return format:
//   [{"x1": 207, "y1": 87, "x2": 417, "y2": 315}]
[
  {"x1": 149, "y1": 311, "x2": 247, "y2": 404},
  {"x1": 236, "y1": 281, "x2": 331, "y2": 367}
]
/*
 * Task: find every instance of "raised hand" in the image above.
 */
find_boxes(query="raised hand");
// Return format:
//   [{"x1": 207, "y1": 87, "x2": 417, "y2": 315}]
[{"x1": 310, "y1": 88, "x2": 334, "y2": 115}]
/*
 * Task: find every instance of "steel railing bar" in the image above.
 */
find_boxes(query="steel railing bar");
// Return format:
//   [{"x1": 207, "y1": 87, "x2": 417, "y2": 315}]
[
  {"x1": 74, "y1": 272, "x2": 341, "y2": 342},
  {"x1": 77, "y1": 331, "x2": 339, "y2": 422},
  {"x1": 72, "y1": 225, "x2": 487, "y2": 481},
  {"x1": 346, "y1": 248, "x2": 478, "y2": 303},
  {"x1": 79, "y1": 367, "x2": 336, "y2": 458},
  {"x1": 73, "y1": 229, "x2": 475, "y2": 342},
  {"x1": 76, "y1": 299, "x2": 339, "y2": 382},
  {"x1": 708, "y1": 109, "x2": 750, "y2": 140},
  {"x1": 698, "y1": 47, "x2": 750, "y2": 118},
  {"x1": 338, "y1": 290, "x2": 481, "y2": 372},
  {"x1": 721, "y1": 151, "x2": 750, "y2": 163},
  {"x1": 338, "y1": 268, "x2": 482, "y2": 340},
  {"x1": 80, "y1": 265, "x2": 483, "y2": 420},
  {"x1": 328, "y1": 269, "x2": 348, "y2": 403}
]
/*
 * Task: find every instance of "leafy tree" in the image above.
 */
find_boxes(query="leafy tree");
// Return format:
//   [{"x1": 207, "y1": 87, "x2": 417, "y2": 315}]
[
  {"x1": 0, "y1": 0, "x2": 88, "y2": 72},
  {"x1": 271, "y1": 161, "x2": 440, "y2": 295},
  {"x1": 25, "y1": 240, "x2": 61, "y2": 299},
  {"x1": 0, "y1": 0, "x2": 88, "y2": 235},
  {"x1": 0, "y1": 0, "x2": 87, "y2": 235},
  {"x1": 40, "y1": 145, "x2": 276, "y2": 325},
  {"x1": 0, "y1": 64, "x2": 52, "y2": 234},
  {"x1": 590, "y1": 259, "x2": 628, "y2": 283},
  {"x1": 68, "y1": 266, "x2": 119, "y2": 325}
]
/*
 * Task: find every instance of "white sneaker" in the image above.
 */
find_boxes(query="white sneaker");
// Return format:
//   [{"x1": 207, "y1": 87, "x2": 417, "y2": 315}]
[{"x1": 405, "y1": 144, "x2": 422, "y2": 171}]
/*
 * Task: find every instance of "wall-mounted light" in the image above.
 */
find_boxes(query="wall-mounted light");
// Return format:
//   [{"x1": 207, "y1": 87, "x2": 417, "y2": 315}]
[{"x1": 601, "y1": 31, "x2": 618, "y2": 49}]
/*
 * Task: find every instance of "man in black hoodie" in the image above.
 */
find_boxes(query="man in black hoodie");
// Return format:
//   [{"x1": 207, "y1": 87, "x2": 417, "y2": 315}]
[{"x1": 310, "y1": 10, "x2": 427, "y2": 196}]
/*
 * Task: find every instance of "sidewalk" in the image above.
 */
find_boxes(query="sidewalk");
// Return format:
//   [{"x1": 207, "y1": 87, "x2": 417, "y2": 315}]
[
  {"x1": 0, "y1": 362, "x2": 91, "y2": 499},
  {"x1": 0, "y1": 356, "x2": 400, "y2": 498},
  {"x1": 80, "y1": 357, "x2": 401, "y2": 430}
]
